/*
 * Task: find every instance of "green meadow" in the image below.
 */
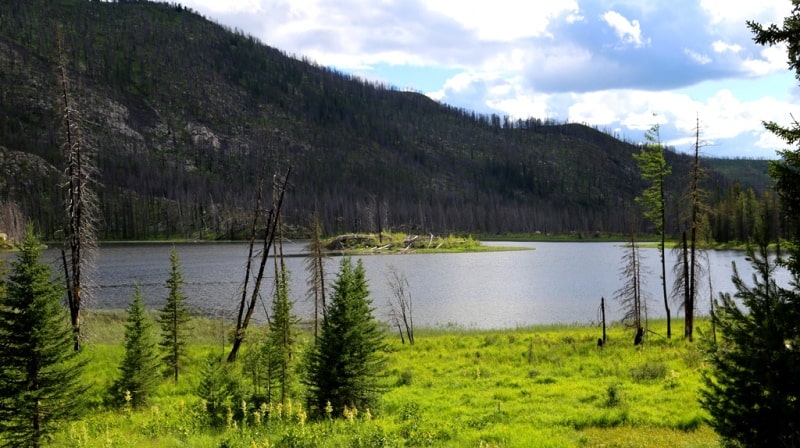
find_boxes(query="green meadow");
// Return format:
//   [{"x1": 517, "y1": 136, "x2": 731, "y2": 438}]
[{"x1": 53, "y1": 312, "x2": 719, "y2": 447}]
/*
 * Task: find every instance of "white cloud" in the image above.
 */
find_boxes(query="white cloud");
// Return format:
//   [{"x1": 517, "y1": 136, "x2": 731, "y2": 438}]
[
  {"x1": 174, "y1": 0, "x2": 799, "y2": 158},
  {"x1": 712, "y1": 40, "x2": 742, "y2": 53},
  {"x1": 700, "y1": 0, "x2": 790, "y2": 26},
  {"x1": 755, "y1": 129, "x2": 788, "y2": 151},
  {"x1": 742, "y1": 44, "x2": 789, "y2": 76},
  {"x1": 181, "y1": 0, "x2": 266, "y2": 14},
  {"x1": 422, "y1": 0, "x2": 579, "y2": 41},
  {"x1": 602, "y1": 11, "x2": 647, "y2": 48},
  {"x1": 685, "y1": 48, "x2": 712, "y2": 65}
]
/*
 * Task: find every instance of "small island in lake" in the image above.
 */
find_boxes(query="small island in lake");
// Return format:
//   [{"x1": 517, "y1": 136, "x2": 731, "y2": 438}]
[{"x1": 323, "y1": 232, "x2": 519, "y2": 254}]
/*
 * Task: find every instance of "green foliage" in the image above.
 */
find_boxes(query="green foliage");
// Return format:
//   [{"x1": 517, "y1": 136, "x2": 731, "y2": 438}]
[
  {"x1": 748, "y1": 8, "x2": 800, "y2": 274},
  {"x1": 37, "y1": 316, "x2": 724, "y2": 447},
  {"x1": 110, "y1": 283, "x2": 160, "y2": 408},
  {"x1": 305, "y1": 258, "x2": 387, "y2": 418},
  {"x1": 266, "y1": 259, "x2": 298, "y2": 405},
  {"x1": 629, "y1": 361, "x2": 668, "y2": 382},
  {"x1": 633, "y1": 124, "x2": 671, "y2": 234},
  {"x1": 159, "y1": 247, "x2": 191, "y2": 381},
  {"x1": 0, "y1": 228, "x2": 86, "y2": 447},
  {"x1": 700, "y1": 244, "x2": 800, "y2": 447},
  {"x1": 196, "y1": 354, "x2": 242, "y2": 428}
]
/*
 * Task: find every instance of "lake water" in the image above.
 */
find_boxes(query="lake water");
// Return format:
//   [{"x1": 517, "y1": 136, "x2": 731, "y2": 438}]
[{"x1": 4, "y1": 241, "x2": 793, "y2": 329}]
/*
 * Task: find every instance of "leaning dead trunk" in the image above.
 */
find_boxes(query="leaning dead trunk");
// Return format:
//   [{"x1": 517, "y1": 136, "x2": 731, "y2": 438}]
[{"x1": 227, "y1": 167, "x2": 291, "y2": 362}]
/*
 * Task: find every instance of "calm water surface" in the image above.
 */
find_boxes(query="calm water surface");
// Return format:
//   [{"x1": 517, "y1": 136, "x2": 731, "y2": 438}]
[{"x1": 6, "y1": 241, "x2": 792, "y2": 329}]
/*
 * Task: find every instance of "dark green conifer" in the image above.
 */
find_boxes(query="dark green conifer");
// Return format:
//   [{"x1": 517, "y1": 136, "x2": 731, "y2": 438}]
[
  {"x1": 112, "y1": 284, "x2": 160, "y2": 407},
  {"x1": 305, "y1": 258, "x2": 386, "y2": 418},
  {"x1": 700, "y1": 243, "x2": 800, "y2": 446},
  {"x1": 0, "y1": 229, "x2": 85, "y2": 448},
  {"x1": 267, "y1": 259, "x2": 298, "y2": 405},
  {"x1": 159, "y1": 247, "x2": 190, "y2": 381}
]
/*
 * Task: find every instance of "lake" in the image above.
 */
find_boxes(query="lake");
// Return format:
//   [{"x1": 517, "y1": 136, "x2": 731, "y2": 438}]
[{"x1": 4, "y1": 241, "x2": 793, "y2": 329}]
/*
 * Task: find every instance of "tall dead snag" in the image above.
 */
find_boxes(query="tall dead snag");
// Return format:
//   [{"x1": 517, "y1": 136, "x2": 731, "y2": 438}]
[
  {"x1": 304, "y1": 211, "x2": 327, "y2": 341},
  {"x1": 227, "y1": 166, "x2": 291, "y2": 362},
  {"x1": 685, "y1": 116, "x2": 708, "y2": 342},
  {"x1": 670, "y1": 118, "x2": 709, "y2": 343},
  {"x1": 57, "y1": 25, "x2": 97, "y2": 351}
]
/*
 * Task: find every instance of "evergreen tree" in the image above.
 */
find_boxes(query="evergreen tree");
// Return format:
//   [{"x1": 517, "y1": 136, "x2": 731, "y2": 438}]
[
  {"x1": 748, "y1": 7, "x2": 800, "y2": 274},
  {"x1": 159, "y1": 247, "x2": 190, "y2": 381},
  {"x1": 701, "y1": 9, "x2": 800, "y2": 445},
  {"x1": 700, "y1": 243, "x2": 800, "y2": 446},
  {"x1": 196, "y1": 354, "x2": 241, "y2": 428},
  {"x1": 305, "y1": 258, "x2": 386, "y2": 418},
  {"x1": 111, "y1": 283, "x2": 160, "y2": 408},
  {"x1": 633, "y1": 124, "x2": 672, "y2": 338},
  {"x1": 0, "y1": 229, "x2": 85, "y2": 448},
  {"x1": 267, "y1": 257, "x2": 298, "y2": 405}
]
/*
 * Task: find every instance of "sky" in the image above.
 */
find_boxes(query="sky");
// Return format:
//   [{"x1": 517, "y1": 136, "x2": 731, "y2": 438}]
[{"x1": 175, "y1": 0, "x2": 800, "y2": 159}]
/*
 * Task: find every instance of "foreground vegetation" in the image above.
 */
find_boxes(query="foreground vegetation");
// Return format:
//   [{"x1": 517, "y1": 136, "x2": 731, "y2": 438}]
[{"x1": 51, "y1": 313, "x2": 718, "y2": 447}]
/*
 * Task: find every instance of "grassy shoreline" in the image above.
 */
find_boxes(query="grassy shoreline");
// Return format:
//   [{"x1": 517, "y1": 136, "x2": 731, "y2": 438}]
[{"x1": 63, "y1": 312, "x2": 719, "y2": 447}]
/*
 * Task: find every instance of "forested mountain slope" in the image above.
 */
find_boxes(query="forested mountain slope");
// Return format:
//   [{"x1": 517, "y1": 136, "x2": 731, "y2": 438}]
[{"x1": 0, "y1": 0, "x2": 773, "y2": 240}]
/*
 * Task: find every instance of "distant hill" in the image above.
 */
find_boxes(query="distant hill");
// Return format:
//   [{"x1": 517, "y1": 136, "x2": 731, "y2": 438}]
[{"x1": 0, "y1": 0, "x2": 775, "y2": 240}]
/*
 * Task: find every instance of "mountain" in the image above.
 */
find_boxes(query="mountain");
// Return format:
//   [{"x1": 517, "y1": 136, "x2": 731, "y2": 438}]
[{"x1": 0, "y1": 0, "x2": 774, "y2": 241}]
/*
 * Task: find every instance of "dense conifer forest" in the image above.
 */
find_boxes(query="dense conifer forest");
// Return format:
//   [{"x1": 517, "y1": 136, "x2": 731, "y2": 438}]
[{"x1": 0, "y1": 0, "x2": 779, "y2": 241}]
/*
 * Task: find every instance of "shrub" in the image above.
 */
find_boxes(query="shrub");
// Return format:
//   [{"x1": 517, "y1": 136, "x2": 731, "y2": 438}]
[{"x1": 629, "y1": 361, "x2": 668, "y2": 382}]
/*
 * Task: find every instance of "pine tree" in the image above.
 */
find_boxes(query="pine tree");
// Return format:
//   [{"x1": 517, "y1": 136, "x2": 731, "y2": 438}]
[
  {"x1": 267, "y1": 257, "x2": 298, "y2": 405},
  {"x1": 748, "y1": 8, "x2": 800, "y2": 275},
  {"x1": 0, "y1": 228, "x2": 85, "y2": 448},
  {"x1": 196, "y1": 354, "x2": 240, "y2": 427},
  {"x1": 159, "y1": 247, "x2": 190, "y2": 381},
  {"x1": 112, "y1": 283, "x2": 160, "y2": 408},
  {"x1": 305, "y1": 258, "x2": 386, "y2": 418},
  {"x1": 700, "y1": 243, "x2": 800, "y2": 446},
  {"x1": 633, "y1": 124, "x2": 672, "y2": 338},
  {"x1": 701, "y1": 10, "x2": 800, "y2": 445}
]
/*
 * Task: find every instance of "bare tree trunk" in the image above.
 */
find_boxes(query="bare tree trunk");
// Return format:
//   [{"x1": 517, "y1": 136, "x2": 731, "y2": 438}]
[
  {"x1": 228, "y1": 167, "x2": 291, "y2": 362},
  {"x1": 682, "y1": 231, "x2": 691, "y2": 338},
  {"x1": 660, "y1": 177, "x2": 671, "y2": 338},
  {"x1": 57, "y1": 25, "x2": 96, "y2": 351},
  {"x1": 601, "y1": 296, "x2": 607, "y2": 344},
  {"x1": 233, "y1": 160, "x2": 268, "y2": 350},
  {"x1": 305, "y1": 211, "x2": 327, "y2": 341},
  {"x1": 687, "y1": 117, "x2": 702, "y2": 342}
]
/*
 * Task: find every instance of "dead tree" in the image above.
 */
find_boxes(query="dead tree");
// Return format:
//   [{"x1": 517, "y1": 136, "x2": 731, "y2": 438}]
[
  {"x1": 387, "y1": 266, "x2": 414, "y2": 345},
  {"x1": 57, "y1": 25, "x2": 97, "y2": 351},
  {"x1": 614, "y1": 232, "x2": 650, "y2": 335},
  {"x1": 227, "y1": 166, "x2": 291, "y2": 362},
  {"x1": 304, "y1": 211, "x2": 327, "y2": 341}
]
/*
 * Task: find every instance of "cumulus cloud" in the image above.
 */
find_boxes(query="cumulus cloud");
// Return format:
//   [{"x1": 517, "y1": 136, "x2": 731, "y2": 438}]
[
  {"x1": 602, "y1": 11, "x2": 648, "y2": 48},
  {"x1": 422, "y1": 0, "x2": 580, "y2": 41},
  {"x1": 175, "y1": 0, "x2": 799, "y2": 157},
  {"x1": 712, "y1": 40, "x2": 742, "y2": 53}
]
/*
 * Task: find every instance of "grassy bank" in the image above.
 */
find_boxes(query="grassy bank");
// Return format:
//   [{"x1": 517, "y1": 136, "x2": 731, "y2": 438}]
[{"x1": 53, "y1": 313, "x2": 718, "y2": 447}]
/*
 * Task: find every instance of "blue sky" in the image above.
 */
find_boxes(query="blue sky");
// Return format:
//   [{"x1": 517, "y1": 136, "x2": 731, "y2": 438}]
[{"x1": 178, "y1": 0, "x2": 799, "y2": 159}]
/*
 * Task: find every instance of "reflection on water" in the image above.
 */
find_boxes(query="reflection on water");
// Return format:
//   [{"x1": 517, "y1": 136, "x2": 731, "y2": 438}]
[{"x1": 9, "y1": 241, "x2": 790, "y2": 329}]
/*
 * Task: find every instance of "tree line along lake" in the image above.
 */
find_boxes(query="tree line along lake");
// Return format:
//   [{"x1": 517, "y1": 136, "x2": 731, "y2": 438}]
[{"x1": 3, "y1": 241, "x2": 790, "y2": 330}]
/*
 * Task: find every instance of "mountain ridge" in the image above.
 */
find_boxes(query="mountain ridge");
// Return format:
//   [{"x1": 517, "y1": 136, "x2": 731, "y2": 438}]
[{"x1": 0, "y1": 0, "x2": 773, "y2": 241}]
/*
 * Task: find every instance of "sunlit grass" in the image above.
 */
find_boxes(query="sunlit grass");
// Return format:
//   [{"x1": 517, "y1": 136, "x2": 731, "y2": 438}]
[{"x1": 49, "y1": 313, "x2": 719, "y2": 447}]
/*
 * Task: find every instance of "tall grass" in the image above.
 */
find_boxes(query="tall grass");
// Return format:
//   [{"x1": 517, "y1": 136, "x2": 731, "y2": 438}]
[{"x1": 48, "y1": 313, "x2": 718, "y2": 447}]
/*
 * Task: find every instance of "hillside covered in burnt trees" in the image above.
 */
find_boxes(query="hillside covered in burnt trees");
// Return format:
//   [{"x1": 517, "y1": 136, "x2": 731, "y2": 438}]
[{"x1": 0, "y1": 0, "x2": 778, "y2": 242}]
